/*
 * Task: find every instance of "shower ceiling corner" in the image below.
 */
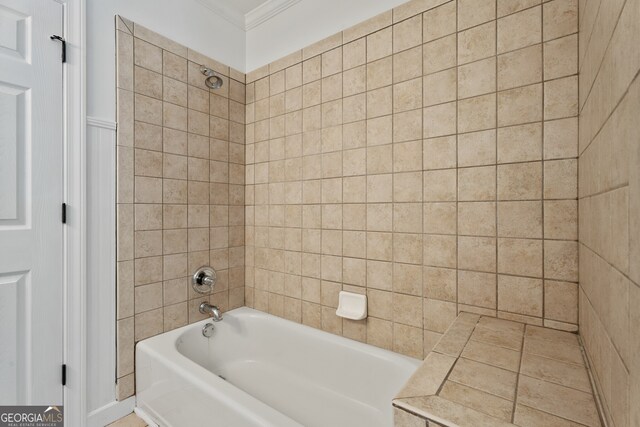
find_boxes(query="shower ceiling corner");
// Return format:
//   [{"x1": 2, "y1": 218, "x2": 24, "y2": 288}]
[{"x1": 195, "y1": 0, "x2": 300, "y2": 31}]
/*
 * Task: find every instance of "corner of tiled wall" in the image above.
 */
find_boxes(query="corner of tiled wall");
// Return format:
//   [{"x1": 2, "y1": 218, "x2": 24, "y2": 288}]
[
  {"x1": 115, "y1": 15, "x2": 246, "y2": 399},
  {"x1": 577, "y1": 0, "x2": 640, "y2": 424},
  {"x1": 243, "y1": 0, "x2": 580, "y2": 362}
]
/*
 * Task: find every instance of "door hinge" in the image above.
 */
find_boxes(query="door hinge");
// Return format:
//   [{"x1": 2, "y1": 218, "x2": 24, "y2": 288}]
[
  {"x1": 50, "y1": 35, "x2": 66, "y2": 63},
  {"x1": 61, "y1": 203, "x2": 67, "y2": 224},
  {"x1": 62, "y1": 364, "x2": 66, "y2": 386}
]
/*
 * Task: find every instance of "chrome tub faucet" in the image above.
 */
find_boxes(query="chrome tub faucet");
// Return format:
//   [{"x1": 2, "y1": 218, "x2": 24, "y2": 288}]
[{"x1": 200, "y1": 302, "x2": 223, "y2": 322}]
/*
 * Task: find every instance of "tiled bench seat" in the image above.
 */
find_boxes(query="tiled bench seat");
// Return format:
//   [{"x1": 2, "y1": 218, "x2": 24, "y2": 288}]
[{"x1": 393, "y1": 313, "x2": 602, "y2": 427}]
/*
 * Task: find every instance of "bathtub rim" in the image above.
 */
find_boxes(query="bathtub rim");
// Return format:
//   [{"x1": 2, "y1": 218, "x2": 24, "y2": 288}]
[{"x1": 135, "y1": 306, "x2": 422, "y2": 426}]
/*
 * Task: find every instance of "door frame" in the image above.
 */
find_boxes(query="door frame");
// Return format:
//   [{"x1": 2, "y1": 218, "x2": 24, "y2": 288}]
[{"x1": 59, "y1": 0, "x2": 87, "y2": 425}]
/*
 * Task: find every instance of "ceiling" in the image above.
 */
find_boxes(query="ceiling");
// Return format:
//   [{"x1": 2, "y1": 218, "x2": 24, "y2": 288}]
[
  {"x1": 196, "y1": 0, "x2": 301, "y2": 31},
  {"x1": 225, "y1": 0, "x2": 269, "y2": 15}
]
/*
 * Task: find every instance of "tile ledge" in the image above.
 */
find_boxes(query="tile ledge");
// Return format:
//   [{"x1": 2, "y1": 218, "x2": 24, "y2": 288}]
[{"x1": 392, "y1": 313, "x2": 602, "y2": 427}]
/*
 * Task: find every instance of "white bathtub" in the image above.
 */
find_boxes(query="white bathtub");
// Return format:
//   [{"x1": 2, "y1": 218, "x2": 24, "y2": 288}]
[{"x1": 136, "y1": 307, "x2": 420, "y2": 427}]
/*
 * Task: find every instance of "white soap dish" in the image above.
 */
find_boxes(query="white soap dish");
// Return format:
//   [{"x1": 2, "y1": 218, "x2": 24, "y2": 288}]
[{"x1": 335, "y1": 291, "x2": 367, "y2": 320}]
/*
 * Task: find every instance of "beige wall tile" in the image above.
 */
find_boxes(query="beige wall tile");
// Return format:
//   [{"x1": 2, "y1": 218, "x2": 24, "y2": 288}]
[
  {"x1": 116, "y1": 317, "x2": 134, "y2": 377},
  {"x1": 544, "y1": 159, "x2": 577, "y2": 199},
  {"x1": 394, "y1": 110, "x2": 422, "y2": 143},
  {"x1": 498, "y1": 201, "x2": 542, "y2": 238},
  {"x1": 458, "y1": 202, "x2": 496, "y2": 237},
  {"x1": 135, "y1": 66, "x2": 162, "y2": 99},
  {"x1": 424, "y1": 203, "x2": 456, "y2": 235},
  {"x1": 367, "y1": 317, "x2": 393, "y2": 350},
  {"x1": 498, "y1": 238, "x2": 543, "y2": 277},
  {"x1": 544, "y1": 280, "x2": 577, "y2": 323},
  {"x1": 544, "y1": 34, "x2": 578, "y2": 80},
  {"x1": 134, "y1": 121, "x2": 162, "y2": 151},
  {"x1": 116, "y1": 30, "x2": 134, "y2": 91},
  {"x1": 458, "y1": 166, "x2": 496, "y2": 201},
  {"x1": 544, "y1": 117, "x2": 577, "y2": 160},
  {"x1": 424, "y1": 136, "x2": 456, "y2": 170},
  {"x1": 393, "y1": 15, "x2": 422, "y2": 53},
  {"x1": 458, "y1": 130, "x2": 496, "y2": 167},
  {"x1": 497, "y1": 6, "x2": 541, "y2": 54},
  {"x1": 118, "y1": 23, "x2": 246, "y2": 397},
  {"x1": 423, "y1": 235, "x2": 456, "y2": 268},
  {"x1": 458, "y1": 0, "x2": 496, "y2": 30},
  {"x1": 497, "y1": 123, "x2": 542, "y2": 164},
  {"x1": 544, "y1": 200, "x2": 577, "y2": 239},
  {"x1": 117, "y1": 147, "x2": 134, "y2": 203},
  {"x1": 498, "y1": 162, "x2": 542, "y2": 200},
  {"x1": 424, "y1": 299, "x2": 457, "y2": 333},
  {"x1": 423, "y1": 266, "x2": 456, "y2": 302},
  {"x1": 497, "y1": 0, "x2": 540, "y2": 17},
  {"x1": 134, "y1": 308, "x2": 163, "y2": 341},
  {"x1": 135, "y1": 93, "x2": 163, "y2": 126},
  {"x1": 459, "y1": 236, "x2": 497, "y2": 273},
  {"x1": 423, "y1": 1, "x2": 456, "y2": 42},
  {"x1": 395, "y1": 79, "x2": 423, "y2": 113},
  {"x1": 543, "y1": 0, "x2": 578, "y2": 41},
  {"x1": 498, "y1": 275, "x2": 543, "y2": 316},
  {"x1": 423, "y1": 102, "x2": 456, "y2": 138},
  {"x1": 423, "y1": 35, "x2": 457, "y2": 74},
  {"x1": 134, "y1": 38, "x2": 162, "y2": 73},
  {"x1": 497, "y1": 84, "x2": 542, "y2": 127},
  {"x1": 424, "y1": 169, "x2": 456, "y2": 202},
  {"x1": 367, "y1": 27, "x2": 392, "y2": 63},
  {"x1": 544, "y1": 76, "x2": 578, "y2": 120},
  {"x1": 163, "y1": 51, "x2": 187, "y2": 82},
  {"x1": 393, "y1": 323, "x2": 423, "y2": 358},
  {"x1": 458, "y1": 94, "x2": 497, "y2": 133},
  {"x1": 458, "y1": 57, "x2": 496, "y2": 99},
  {"x1": 458, "y1": 22, "x2": 496, "y2": 65},
  {"x1": 497, "y1": 44, "x2": 542, "y2": 90},
  {"x1": 459, "y1": 271, "x2": 497, "y2": 309},
  {"x1": 119, "y1": 6, "x2": 584, "y2": 391},
  {"x1": 544, "y1": 240, "x2": 577, "y2": 282},
  {"x1": 393, "y1": 46, "x2": 423, "y2": 83}
]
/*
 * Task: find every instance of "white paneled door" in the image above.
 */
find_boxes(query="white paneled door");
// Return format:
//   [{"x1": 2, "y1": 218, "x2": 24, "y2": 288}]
[{"x1": 0, "y1": 0, "x2": 63, "y2": 405}]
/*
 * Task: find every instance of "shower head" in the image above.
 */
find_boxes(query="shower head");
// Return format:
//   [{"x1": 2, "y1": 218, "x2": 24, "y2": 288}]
[{"x1": 200, "y1": 65, "x2": 223, "y2": 89}]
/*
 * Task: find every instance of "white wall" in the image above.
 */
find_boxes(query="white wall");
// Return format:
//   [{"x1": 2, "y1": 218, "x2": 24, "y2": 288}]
[
  {"x1": 245, "y1": 0, "x2": 408, "y2": 72},
  {"x1": 86, "y1": 0, "x2": 246, "y2": 119}
]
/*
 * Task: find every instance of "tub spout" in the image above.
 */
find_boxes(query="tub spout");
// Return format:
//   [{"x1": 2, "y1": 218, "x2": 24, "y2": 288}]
[{"x1": 200, "y1": 302, "x2": 223, "y2": 322}]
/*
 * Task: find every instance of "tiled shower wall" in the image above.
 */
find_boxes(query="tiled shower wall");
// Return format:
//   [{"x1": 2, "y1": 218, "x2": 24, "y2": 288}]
[
  {"x1": 577, "y1": 0, "x2": 640, "y2": 425},
  {"x1": 115, "y1": 16, "x2": 245, "y2": 399},
  {"x1": 244, "y1": 0, "x2": 580, "y2": 359}
]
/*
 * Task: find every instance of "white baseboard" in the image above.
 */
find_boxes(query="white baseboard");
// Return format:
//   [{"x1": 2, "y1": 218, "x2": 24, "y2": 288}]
[{"x1": 87, "y1": 397, "x2": 136, "y2": 427}]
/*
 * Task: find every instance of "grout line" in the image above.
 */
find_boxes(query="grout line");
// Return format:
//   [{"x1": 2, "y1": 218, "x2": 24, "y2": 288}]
[
  {"x1": 578, "y1": 69, "x2": 640, "y2": 157},
  {"x1": 510, "y1": 324, "x2": 527, "y2": 423},
  {"x1": 578, "y1": 334, "x2": 611, "y2": 427},
  {"x1": 494, "y1": 6, "x2": 499, "y2": 319},
  {"x1": 452, "y1": 0, "x2": 460, "y2": 324},
  {"x1": 540, "y1": 0, "x2": 546, "y2": 325},
  {"x1": 578, "y1": 0, "x2": 629, "y2": 115}
]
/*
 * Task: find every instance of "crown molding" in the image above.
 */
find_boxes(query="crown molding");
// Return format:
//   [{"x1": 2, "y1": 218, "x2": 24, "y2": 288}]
[
  {"x1": 196, "y1": 0, "x2": 302, "y2": 31},
  {"x1": 245, "y1": 0, "x2": 301, "y2": 30}
]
